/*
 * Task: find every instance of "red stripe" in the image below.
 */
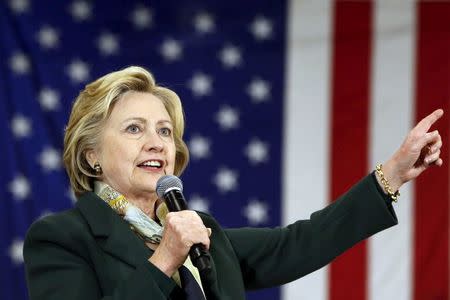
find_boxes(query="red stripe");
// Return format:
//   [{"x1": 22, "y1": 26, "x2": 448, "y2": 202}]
[
  {"x1": 329, "y1": 2, "x2": 372, "y2": 300},
  {"x1": 414, "y1": 3, "x2": 450, "y2": 299}
]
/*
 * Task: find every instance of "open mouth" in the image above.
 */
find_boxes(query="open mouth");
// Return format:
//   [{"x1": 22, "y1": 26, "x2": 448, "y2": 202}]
[{"x1": 138, "y1": 159, "x2": 164, "y2": 170}]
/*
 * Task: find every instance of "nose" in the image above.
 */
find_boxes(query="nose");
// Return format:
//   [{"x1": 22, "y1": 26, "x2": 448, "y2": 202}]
[{"x1": 143, "y1": 130, "x2": 164, "y2": 152}]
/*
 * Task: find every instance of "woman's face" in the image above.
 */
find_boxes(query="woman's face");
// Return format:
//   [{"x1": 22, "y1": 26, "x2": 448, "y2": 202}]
[{"x1": 87, "y1": 91, "x2": 176, "y2": 199}]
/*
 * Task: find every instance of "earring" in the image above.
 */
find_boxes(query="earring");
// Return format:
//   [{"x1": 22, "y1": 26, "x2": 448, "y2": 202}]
[{"x1": 94, "y1": 162, "x2": 102, "y2": 175}]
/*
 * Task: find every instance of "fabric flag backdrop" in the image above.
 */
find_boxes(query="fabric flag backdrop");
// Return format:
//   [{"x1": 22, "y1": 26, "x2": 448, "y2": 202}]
[
  {"x1": 0, "y1": 1, "x2": 449, "y2": 300},
  {"x1": 284, "y1": 1, "x2": 449, "y2": 300}
]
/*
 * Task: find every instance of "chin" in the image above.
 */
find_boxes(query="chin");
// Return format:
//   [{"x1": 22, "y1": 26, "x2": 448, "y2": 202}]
[
  {"x1": 135, "y1": 185, "x2": 157, "y2": 196},
  {"x1": 137, "y1": 170, "x2": 170, "y2": 189}
]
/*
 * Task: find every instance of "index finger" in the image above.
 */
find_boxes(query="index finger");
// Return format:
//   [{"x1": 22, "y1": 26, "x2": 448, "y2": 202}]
[{"x1": 415, "y1": 109, "x2": 444, "y2": 133}]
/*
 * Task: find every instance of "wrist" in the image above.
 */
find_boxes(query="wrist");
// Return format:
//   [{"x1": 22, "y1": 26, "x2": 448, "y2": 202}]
[
  {"x1": 149, "y1": 249, "x2": 178, "y2": 277},
  {"x1": 381, "y1": 159, "x2": 403, "y2": 191},
  {"x1": 375, "y1": 162, "x2": 401, "y2": 202}
]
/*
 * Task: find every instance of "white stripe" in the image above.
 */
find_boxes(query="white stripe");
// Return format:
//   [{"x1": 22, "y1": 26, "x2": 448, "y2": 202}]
[
  {"x1": 369, "y1": 2, "x2": 415, "y2": 300},
  {"x1": 282, "y1": 1, "x2": 332, "y2": 299}
]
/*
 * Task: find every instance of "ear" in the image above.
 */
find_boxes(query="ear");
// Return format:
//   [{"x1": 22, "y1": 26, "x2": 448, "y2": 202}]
[{"x1": 85, "y1": 149, "x2": 99, "y2": 169}]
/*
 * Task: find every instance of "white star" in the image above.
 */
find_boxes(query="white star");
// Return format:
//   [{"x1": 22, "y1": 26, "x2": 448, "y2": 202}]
[
  {"x1": 39, "y1": 88, "x2": 60, "y2": 111},
  {"x1": 247, "y1": 78, "x2": 271, "y2": 103},
  {"x1": 243, "y1": 199, "x2": 269, "y2": 225},
  {"x1": 245, "y1": 138, "x2": 269, "y2": 164},
  {"x1": 97, "y1": 32, "x2": 119, "y2": 56},
  {"x1": 9, "y1": 52, "x2": 31, "y2": 75},
  {"x1": 159, "y1": 38, "x2": 183, "y2": 62},
  {"x1": 194, "y1": 12, "x2": 215, "y2": 34},
  {"x1": 130, "y1": 5, "x2": 153, "y2": 29},
  {"x1": 250, "y1": 16, "x2": 273, "y2": 41},
  {"x1": 213, "y1": 167, "x2": 238, "y2": 193},
  {"x1": 188, "y1": 194, "x2": 210, "y2": 213},
  {"x1": 69, "y1": 1, "x2": 92, "y2": 21},
  {"x1": 36, "y1": 26, "x2": 59, "y2": 49},
  {"x1": 9, "y1": 175, "x2": 31, "y2": 200},
  {"x1": 67, "y1": 59, "x2": 90, "y2": 83},
  {"x1": 38, "y1": 147, "x2": 61, "y2": 172},
  {"x1": 38, "y1": 210, "x2": 54, "y2": 219},
  {"x1": 67, "y1": 187, "x2": 77, "y2": 204},
  {"x1": 9, "y1": 239, "x2": 24, "y2": 265},
  {"x1": 188, "y1": 135, "x2": 211, "y2": 160},
  {"x1": 215, "y1": 106, "x2": 239, "y2": 131},
  {"x1": 11, "y1": 115, "x2": 32, "y2": 138},
  {"x1": 9, "y1": 0, "x2": 29, "y2": 14},
  {"x1": 219, "y1": 45, "x2": 242, "y2": 69},
  {"x1": 188, "y1": 72, "x2": 213, "y2": 97}
]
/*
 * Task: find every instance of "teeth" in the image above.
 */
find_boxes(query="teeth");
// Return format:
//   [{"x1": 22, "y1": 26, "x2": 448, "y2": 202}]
[{"x1": 142, "y1": 160, "x2": 161, "y2": 167}]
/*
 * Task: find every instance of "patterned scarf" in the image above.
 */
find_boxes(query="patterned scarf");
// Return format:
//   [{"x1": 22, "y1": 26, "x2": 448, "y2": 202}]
[{"x1": 94, "y1": 181, "x2": 205, "y2": 294}]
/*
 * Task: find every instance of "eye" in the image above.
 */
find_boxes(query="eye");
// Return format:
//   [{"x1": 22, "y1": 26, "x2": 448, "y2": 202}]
[
  {"x1": 126, "y1": 124, "x2": 141, "y2": 134},
  {"x1": 158, "y1": 127, "x2": 172, "y2": 137}
]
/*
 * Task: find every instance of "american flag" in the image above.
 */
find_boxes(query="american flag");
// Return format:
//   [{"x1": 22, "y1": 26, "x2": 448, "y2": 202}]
[{"x1": 1, "y1": 1, "x2": 449, "y2": 300}]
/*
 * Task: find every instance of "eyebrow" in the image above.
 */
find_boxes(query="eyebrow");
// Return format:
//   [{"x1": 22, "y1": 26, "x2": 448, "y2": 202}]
[{"x1": 122, "y1": 117, "x2": 173, "y2": 125}]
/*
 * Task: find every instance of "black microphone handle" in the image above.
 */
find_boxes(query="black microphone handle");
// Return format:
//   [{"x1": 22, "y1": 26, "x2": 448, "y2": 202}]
[{"x1": 163, "y1": 189, "x2": 212, "y2": 275}]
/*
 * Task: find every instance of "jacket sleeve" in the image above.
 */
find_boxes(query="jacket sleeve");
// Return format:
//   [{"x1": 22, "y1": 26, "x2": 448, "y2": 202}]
[
  {"x1": 224, "y1": 174, "x2": 398, "y2": 290},
  {"x1": 24, "y1": 216, "x2": 177, "y2": 300}
]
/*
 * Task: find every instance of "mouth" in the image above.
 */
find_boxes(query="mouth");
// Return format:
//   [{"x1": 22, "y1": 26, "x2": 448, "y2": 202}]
[{"x1": 137, "y1": 159, "x2": 165, "y2": 171}]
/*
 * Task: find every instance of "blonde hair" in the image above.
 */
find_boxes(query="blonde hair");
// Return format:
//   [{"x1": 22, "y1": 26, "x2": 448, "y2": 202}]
[{"x1": 63, "y1": 66, "x2": 189, "y2": 197}]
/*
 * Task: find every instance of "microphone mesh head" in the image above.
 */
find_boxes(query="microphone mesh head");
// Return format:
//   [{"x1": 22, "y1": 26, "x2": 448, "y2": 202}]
[{"x1": 156, "y1": 175, "x2": 183, "y2": 198}]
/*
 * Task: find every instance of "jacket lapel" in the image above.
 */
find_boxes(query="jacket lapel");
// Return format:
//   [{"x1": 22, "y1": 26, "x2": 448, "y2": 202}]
[{"x1": 76, "y1": 192, "x2": 151, "y2": 268}]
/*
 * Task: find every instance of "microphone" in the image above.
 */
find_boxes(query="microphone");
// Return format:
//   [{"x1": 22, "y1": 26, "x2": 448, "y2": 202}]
[{"x1": 156, "y1": 175, "x2": 212, "y2": 275}]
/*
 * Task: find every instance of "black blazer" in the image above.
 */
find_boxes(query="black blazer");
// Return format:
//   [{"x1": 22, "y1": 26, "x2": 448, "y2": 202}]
[{"x1": 24, "y1": 174, "x2": 397, "y2": 299}]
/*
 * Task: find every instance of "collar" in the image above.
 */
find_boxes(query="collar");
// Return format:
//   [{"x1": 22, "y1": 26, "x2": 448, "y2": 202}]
[
  {"x1": 93, "y1": 181, "x2": 166, "y2": 244},
  {"x1": 93, "y1": 181, "x2": 169, "y2": 224}
]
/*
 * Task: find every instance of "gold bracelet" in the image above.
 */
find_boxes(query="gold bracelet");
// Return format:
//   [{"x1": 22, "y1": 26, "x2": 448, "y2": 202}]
[{"x1": 375, "y1": 164, "x2": 400, "y2": 202}]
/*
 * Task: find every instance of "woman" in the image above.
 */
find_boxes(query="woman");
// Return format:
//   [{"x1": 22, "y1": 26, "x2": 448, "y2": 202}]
[{"x1": 24, "y1": 66, "x2": 443, "y2": 300}]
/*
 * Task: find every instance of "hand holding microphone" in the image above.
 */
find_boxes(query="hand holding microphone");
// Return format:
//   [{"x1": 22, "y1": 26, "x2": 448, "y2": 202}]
[{"x1": 149, "y1": 175, "x2": 211, "y2": 277}]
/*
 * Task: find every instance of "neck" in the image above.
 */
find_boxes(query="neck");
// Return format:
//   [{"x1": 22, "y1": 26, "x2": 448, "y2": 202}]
[{"x1": 126, "y1": 193, "x2": 158, "y2": 219}]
